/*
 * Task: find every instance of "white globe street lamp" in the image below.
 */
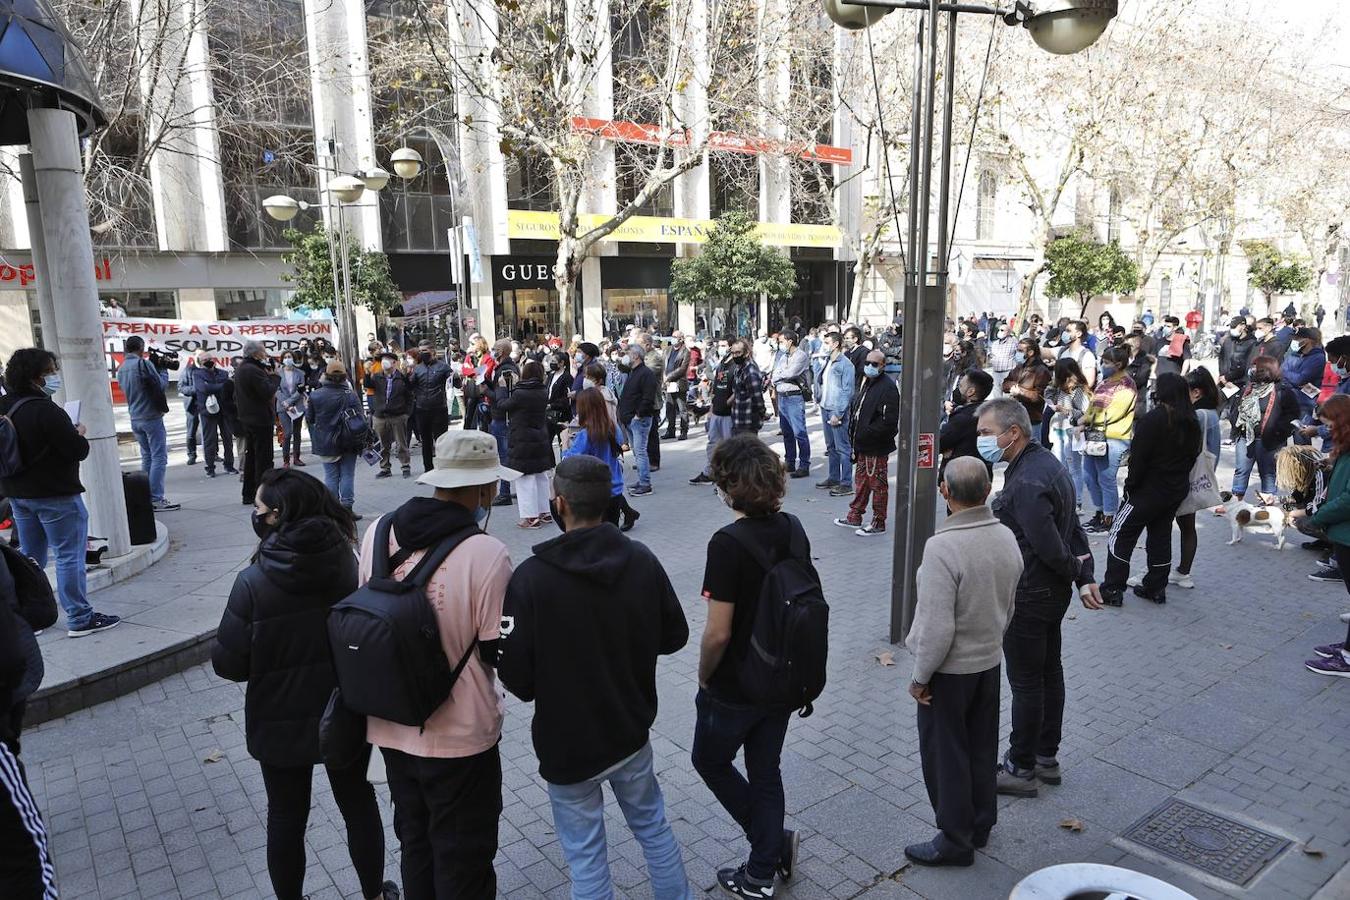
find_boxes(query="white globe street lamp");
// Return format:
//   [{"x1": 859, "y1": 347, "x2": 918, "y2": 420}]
[
  {"x1": 1022, "y1": 0, "x2": 1118, "y2": 55},
  {"x1": 262, "y1": 194, "x2": 305, "y2": 222},
  {"x1": 362, "y1": 166, "x2": 391, "y2": 192},
  {"x1": 329, "y1": 175, "x2": 366, "y2": 204},
  {"x1": 391, "y1": 146, "x2": 424, "y2": 180}
]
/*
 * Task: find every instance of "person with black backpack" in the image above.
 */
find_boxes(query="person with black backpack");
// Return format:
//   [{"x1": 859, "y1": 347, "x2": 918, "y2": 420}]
[
  {"x1": 0, "y1": 349, "x2": 120, "y2": 638},
  {"x1": 351, "y1": 429, "x2": 519, "y2": 899},
  {"x1": 212, "y1": 469, "x2": 396, "y2": 900},
  {"x1": 693, "y1": 434, "x2": 828, "y2": 899},
  {"x1": 306, "y1": 361, "x2": 366, "y2": 517}
]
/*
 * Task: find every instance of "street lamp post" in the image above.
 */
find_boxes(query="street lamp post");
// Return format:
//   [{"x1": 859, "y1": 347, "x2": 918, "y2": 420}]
[{"x1": 823, "y1": 0, "x2": 1118, "y2": 643}]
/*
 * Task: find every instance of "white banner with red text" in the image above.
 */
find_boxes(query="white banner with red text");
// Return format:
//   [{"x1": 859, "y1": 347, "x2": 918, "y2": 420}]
[{"x1": 101, "y1": 316, "x2": 337, "y2": 382}]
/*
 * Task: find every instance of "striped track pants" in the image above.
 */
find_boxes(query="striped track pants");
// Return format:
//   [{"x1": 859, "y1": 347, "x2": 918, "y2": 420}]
[{"x1": 0, "y1": 739, "x2": 57, "y2": 899}]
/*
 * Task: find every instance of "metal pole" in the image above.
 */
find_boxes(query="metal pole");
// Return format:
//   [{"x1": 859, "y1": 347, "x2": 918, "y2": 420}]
[
  {"x1": 19, "y1": 154, "x2": 59, "y2": 374},
  {"x1": 889, "y1": 0, "x2": 946, "y2": 644}
]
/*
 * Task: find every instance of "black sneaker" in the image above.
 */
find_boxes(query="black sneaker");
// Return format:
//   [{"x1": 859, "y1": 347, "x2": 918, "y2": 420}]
[
  {"x1": 1132, "y1": 585, "x2": 1166, "y2": 605},
  {"x1": 491, "y1": 495, "x2": 514, "y2": 507},
  {"x1": 789, "y1": 467, "x2": 810, "y2": 479},
  {"x1": 1309, "y1": 569, "x2": 1342, "y2": 583},
  {"x1": 815, "y1": 478, "x2": 838, "y2": 489},
  {"x1": 381, "y1": 880, "x2": 401, "y2": 900},
  {"x1": 717, "y1": 865, "x2": 774, "y2": 899},
  {"x1": 777, "y1": 829, "x2": 799, "y2": 881},
  {"x1": 629, "y1": 484, "x2": 653, "y2": 497},
  {"x1": 1101, "y1": 588, "x2": 1124, "y2": 607},
  {"x1": 1302, "y1": 539, "x2": 1332, "y2": 552},
  {"x1": 68, "y1": 612, "x2": 121, "y2": 638},
  {"x1": 224, "y1": 467, "x2": 239, "y2": 475},
  {"x1": 376, "y1": 470, "x2": 392, "y2": 479},
  {"x1": 621, "y1": 509, "x2": 641, "y2": 532},
  {"x1": 689, "y1": 472, "x2": 714, "y2": 485},
  {"x1": 1082, "y1": 511, "x2": 1104, "y2": 530},
  {"x1": 402, "y1": 467, "x2": 412, "y2": 479}
]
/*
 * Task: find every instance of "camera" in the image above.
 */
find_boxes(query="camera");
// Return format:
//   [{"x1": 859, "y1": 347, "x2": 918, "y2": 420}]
[{"x1": 146, "y1": 347, "x2": 180, "y2": 371}]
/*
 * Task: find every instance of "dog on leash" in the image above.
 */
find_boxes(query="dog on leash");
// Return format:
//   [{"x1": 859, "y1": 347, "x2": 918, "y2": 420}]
[{"x1": 1219, "y1": 491, "x2": 1290, "y2": 550}]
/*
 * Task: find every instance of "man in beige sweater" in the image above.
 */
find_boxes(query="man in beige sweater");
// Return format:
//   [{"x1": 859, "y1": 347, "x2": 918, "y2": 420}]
[{"x1": 903, "y1": 457, "x2": 1024, "y2": 867}]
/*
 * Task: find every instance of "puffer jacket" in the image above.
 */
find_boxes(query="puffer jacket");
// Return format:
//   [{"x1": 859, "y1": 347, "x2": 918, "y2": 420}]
[
  {"x1": 499, "y1": 379, "x2": 554, "y2": 474},
  {"x1": 212, "y1": 516, "x2": 358, "y2": 767},
  {"x1": 189, "y1": 365, "x2": 231, "y2": 416},
  {"x1": 411, "y1": 360, "x2": 452, "y2": 412},
  {"x1": 306, "y1": 376, "x2": 364, "y2": 457}
]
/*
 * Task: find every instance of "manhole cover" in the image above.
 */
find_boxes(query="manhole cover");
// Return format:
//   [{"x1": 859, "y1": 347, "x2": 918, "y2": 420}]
[{"x1": 1120, "y1": 798, "x2": 1289, "y2": 886}]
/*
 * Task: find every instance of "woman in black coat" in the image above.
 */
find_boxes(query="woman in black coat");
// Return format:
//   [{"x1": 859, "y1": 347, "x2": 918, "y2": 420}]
[
  {"x1": 499, "y1": 359, "x2": 555, "y2": 528},
  {"x1": 212, "y1": 470, "x2": 394, "y2": 900},
  {"x1": 544, "y1": 348, "x2": 572, "y2": 446}
]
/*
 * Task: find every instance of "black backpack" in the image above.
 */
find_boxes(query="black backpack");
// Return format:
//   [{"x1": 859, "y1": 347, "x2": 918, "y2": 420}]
[
  {"x1": 327, "y1": 515, "x2": 481, "y2": 728},
  {"x1": 0, "y1": 396, "x2": 38, "y2": 479},
  {"x1": 333, "y1": 403, "x2": 371, "y2": 453},
  {"x1": 725, "y1": 513, "x2": 829, "y2": 716}
]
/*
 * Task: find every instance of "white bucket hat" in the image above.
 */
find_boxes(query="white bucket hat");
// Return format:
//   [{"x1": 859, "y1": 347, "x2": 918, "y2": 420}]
[{"x1": 417, "y1": 430, "x2": 521, "y2": 490}]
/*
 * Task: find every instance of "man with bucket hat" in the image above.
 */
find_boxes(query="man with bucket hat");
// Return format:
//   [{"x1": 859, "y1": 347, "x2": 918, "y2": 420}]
[{"x1": 358, "y1": 429, "x2": 520, "y2": 899}]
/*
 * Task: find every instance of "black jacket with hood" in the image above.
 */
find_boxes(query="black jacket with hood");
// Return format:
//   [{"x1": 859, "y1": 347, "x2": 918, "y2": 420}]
[
  {"x1": 498, "y1": 523, "x2": 688, "y2": 785},
  {"x1": 212, "y1": 517, "x2": 358, "y2": 767}
]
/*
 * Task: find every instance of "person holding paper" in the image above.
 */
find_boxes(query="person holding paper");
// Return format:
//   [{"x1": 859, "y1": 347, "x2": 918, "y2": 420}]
[
  {"x1": 276, "y1": 352, "x2": 309, "y2": 467},
  {"x1": 1282, "y1": 327, "x2": 1327, "y2": 446}
]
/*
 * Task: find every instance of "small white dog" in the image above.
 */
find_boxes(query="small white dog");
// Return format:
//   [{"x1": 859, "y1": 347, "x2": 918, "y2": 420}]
[{"x1": 1220, "y1": 492, "x2": 1290, "y2": 550}]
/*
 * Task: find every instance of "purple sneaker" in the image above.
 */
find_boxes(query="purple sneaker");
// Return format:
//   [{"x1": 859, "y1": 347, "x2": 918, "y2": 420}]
[
  {"x1": 1313, "y1": 642, "x2": 1345, "y2": 659},
  {"x1": 1305, "y1": 655, "x2": 1350, "y2": 677}
]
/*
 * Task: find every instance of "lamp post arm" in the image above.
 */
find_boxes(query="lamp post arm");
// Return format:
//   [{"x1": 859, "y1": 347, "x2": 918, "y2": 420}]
[{"x1": 841, "y1": 0, "x2": 1014, "y2": 15}]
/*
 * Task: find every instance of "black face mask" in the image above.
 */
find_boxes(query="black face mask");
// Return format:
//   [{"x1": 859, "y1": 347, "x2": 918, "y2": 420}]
[
  {"x1": 617, "y1": 360, "x2": 632, "y2": 372},
  {"x1": 202, "y1": 360, "x2": 215, "y2": 369},
  {"x1": 251, "y1": 510, "x2": 274, "y2": 540},
  {"x1": 549, "y1": 498, "x2": 566, "y2": 533}
]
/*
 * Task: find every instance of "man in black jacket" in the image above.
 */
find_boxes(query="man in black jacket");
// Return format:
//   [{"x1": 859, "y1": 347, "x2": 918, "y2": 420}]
[
  {"x1": 498, "y1": 456, "x2": 691, "y2": 897},
  {"x1": 364, "y1": 351, "x2": 413, "y2": 479},
  {"x1": 192, "y1": 358, "x2": 236, "y2": 477},
  {"x1": 618, "y1": 344, "x2": 659, "y2": 496},
  {"x1": 661, "y1": 331, "x2": 692, "y2": 440},
  {"x1": 1217, "y1": 317, "x2": 1258, "y2": 420},
  {"x1": 940, "y1": 369, "x2": 994, "y2": 479},
  {"x1": 486, "y1": 339, "x2": 520, "y2": 505},
  {"x1": 234, "y1": 341, "x2": 280, "y2": 505},
  {"x1": 410, "y1": 349, "x2": 453, "y2": 474},
  {"x1": 836, "y1": 350, "x2": 899, "y2": 536},
  {"x1": 975, "y1": 397, "x2": 1103, "y2": 798}
]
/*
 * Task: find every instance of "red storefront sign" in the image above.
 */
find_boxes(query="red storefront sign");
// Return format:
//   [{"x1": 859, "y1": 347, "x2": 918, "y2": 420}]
[
  {"x1": 570, "y1": 117, "x2": 853, "y2": 165},
  {"x1": 917, "y1": 433, "x2": 935, "y2": 469},
  {"x1": 0, "y1": 257, "x2": 114, "y2": 286}
]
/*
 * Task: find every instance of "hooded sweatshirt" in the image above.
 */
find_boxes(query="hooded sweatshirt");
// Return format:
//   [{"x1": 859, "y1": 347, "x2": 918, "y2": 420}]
[
  {"x1": 498, "y1": 523, "x2": 688, "y2": 784},
  {"x1": 212, "y1": 516, "x2": 358, "y2": 767}
]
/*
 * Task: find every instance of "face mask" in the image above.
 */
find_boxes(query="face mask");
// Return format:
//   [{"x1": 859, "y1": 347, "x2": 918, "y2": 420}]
[
  {"x1": 382, "y1": 361, "x2": 395, "y2": 372},
  {"x1": 999, "y1": 332, "x2": 1009, "y2": 340},
  {"x1": 283, "y1": 358, "x2": 294, "y2": 367},
  {"x1": 1256, "y1": 330, "x2": 1269, "y2": 340},
  {"x1": 203, "y1": 359, "x2": 216, "y2": 369},
  {"x1": 977, "y1": 433, "x2": 1005, "y2": 464},
  {"x1": 1014, "y1": 351, "x2": 1027, "y2": 365},
  {"x1": 251, "y1": 510, "x2": 274, "y2": 540},
  {"x1": 41, "y1": 373, "x2": 62, "y2": 395},
  {"x1": 617, "y1": 359, "x2": 632, "y2": 372},
  {"x1": 545, "y1": 358, "x2": 558, "y2": 370},
  {"x1": 713, "y1": 484, "x2": 734, "y2": 509},
  {"x1": 779, "y1": 343, "x2": 789, "y2": 353},
  {"x1": 1229, "y1": 328, "x2": 1241, "y2": 337},
  {"x1": 574, "y1": 353, "x2": 586, "y2": 365},
  {"x1": 1333, "y1": 362, "x2": 1348, "y2": 378},
  {"x1": 863, "y1": 364, "x2": 881, "y2": 378},
  {"x1": 1060, "y1": 334, "x2": 1071, "y2": 345},
  {"x1": 549, "y1": 498, "x2": 566, "y2": 532},
  {"x1": 1101, "y1": 365, "x2": 1117, "y2": 378},
  {"x1": 474, "y1": 504, "x2": 489, "y2": 526}
]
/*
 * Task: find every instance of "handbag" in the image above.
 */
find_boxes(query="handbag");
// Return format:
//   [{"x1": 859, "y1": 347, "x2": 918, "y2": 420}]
[
  {"x1": 1082, "y1": 428, "x2": 1108, "y2": 457},
  {"x1": 318, "y1": 688, "x2": 368, "y2": 769},
  {"x1": 205, "y1": 394, "x2": 220, "y2": 415},
  {"x1": 1176, "y1": 450, "x2": 1222, "y2": 516}
]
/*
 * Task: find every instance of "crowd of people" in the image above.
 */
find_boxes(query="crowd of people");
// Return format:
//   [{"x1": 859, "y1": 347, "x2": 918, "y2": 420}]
[{"x1": 2, "y1": 295, "x2": 1349, "y2": 897}]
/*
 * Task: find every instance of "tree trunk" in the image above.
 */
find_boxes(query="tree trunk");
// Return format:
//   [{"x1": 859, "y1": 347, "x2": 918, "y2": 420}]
[
  {"x1": 849, "y1": 252, "x2": 871, "y2": 325},
  {"x1": 554, "y1": 235, "x2": 583, "y2": 338}
]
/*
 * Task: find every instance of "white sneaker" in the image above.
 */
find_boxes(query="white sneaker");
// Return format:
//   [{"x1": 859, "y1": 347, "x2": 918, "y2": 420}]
[
  {"x1": 1126, "y1": 574, "x2": 1143, "y2": 588},
  {"x1": 1168, "y1": 571, "x2": 1195, "y2": 589}
]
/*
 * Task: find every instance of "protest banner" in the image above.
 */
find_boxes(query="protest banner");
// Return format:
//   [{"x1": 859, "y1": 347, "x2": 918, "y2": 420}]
[{"x1": 101, "y1": 316, "x2": 338, "y2": 381}]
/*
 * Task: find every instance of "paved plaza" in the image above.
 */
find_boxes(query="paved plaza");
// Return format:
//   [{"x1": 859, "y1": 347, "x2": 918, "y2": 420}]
[{"x1": 16, "y1": 416, "x2": 1350, "y2": 900}]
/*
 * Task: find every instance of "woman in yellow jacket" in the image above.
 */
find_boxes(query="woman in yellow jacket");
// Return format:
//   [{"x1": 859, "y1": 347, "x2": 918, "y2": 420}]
[{"x1": 1080, "y1": 345, "x2": 1137, "y2": 534}]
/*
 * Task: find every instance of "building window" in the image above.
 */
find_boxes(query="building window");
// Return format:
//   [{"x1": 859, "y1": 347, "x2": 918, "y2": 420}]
[
  {"x1": 101, "y1": 290, "x2": 179, "y2": 319},
  {"x1": 615, "y1": 145, "x2": 674, "y2": 217},
  {"x1": 377, "y1": 132, "x2": 455, "y2": 252},
  {"x1": 1159, "y1": 275, "x2": 1172, "y2": 315},
  {"x1": 710, "y1": 153, "x2": 759, "y2": 219},
  {"x1": 88, "y1": 117, "x2": 157, "y2": 249},
  {"x1": 1108, "y1": 184, "x2": 1123, "y2": 243},
  {"x1": 215, "y1": 288, "x2": 290, "y2": 320},
  {"x1": 790, "y1": 160, "x2": 833, "y2": 226},
  {"x1": 506, "y1": 151, "x2": 557, "y2": 211},
  {"x1": 976, "y1": 170, "x2": 996, "y2": 241}
]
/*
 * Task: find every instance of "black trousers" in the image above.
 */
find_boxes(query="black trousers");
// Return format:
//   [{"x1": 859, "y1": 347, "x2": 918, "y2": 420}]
[
  {"x1": 1102, "y1": 490, "x2": 1184, "y2": 594},
  {"x1": 691, "y1": 689, "x2": 791, "y2": 882},
  {"x1": 663, "y1": 388, "x2": 688, "y2": 436},
  {"x1": 258, "y1": 748, "x2": 384, "y2": 900},
  {"x1": 0, "y1": 739, "x2": 55, "y2": 900},
  {"x1": 383, "y1": 744, "x2": 502, "y2": 900},
  {"x1": 603, "y1": 492, "x2": 637, "y2": 525},
  {"x1": 200, "y1": 413, "x2": 234, "y2": 473},
  {"x1": 241, "y1": 425, "x2": 275, "y2": 504},
  {"x1": 918, "y1": 666, "x2": 1000, "y2": 855},
  {"x1": 416, "y1": 407, "x2": 450, "y2": 472},
  {"x1": 1003, "y1": 584, "x2": 1071, "y2": 772},
  {"x1": 185, "y1": 407, "x2": 199, "y2": 458},
  {"x1": 647, "y1": 417, "x2": 662, "y2": 467}
]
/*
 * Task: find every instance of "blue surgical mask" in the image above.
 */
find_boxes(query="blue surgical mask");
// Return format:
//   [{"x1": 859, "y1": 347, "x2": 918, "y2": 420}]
[
  {"x1": 863, "y1": 364, "x2": 880, "y2": 378},
  {"x1": 1101, "y1": 365, "x2": 1117, "y2": 378},
  {"x1": 1333, "y1": 362, "x2": 1348, "y2": 378},
  {"x1": 574, "y1": 353, "x2": 586, "y2": 365},
  {"x1": 283, "y1": 357, "x2": 294, "y2": 367},
  {"x1": 41, "y1": 373, "x2": 62, "y2": 395},
  {"x1": 474, "y1": 504, "x2": 489, "y2": 525},
  {"x1": 977, "y1": 433, "x2": 1005, "y2": 464},
  {"x1": 1014, "y1": 351, "x2": 1027, "y2": 365}
]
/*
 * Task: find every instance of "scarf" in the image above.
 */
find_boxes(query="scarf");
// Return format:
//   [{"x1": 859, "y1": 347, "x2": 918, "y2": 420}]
[{"x1": 1236, "y1": 381, "x2": 1273, "y2": 440}]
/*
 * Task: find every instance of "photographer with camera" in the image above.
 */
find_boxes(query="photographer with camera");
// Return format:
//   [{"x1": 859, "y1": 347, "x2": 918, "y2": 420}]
[{"x1": 117, "y1": 336, "x2": 181, "y2": 511}]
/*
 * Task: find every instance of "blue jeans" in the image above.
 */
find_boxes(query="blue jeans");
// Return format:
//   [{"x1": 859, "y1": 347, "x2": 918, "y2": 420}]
[
  {"x1": 625, "y1": 416, "x2": 653, "y2": 488},
  {"x1": 12, "y1": 495, "x2": 92, "y2": 630},
  {"x1": 323, "y1": 453, "x2": 357, "y2": 508},
  {"x1": 1232, "y1": 439, "x2": 1278, "y2": 497},
  {"x1": 547, "y1": 743, "x2": 692, "y2": 900},
  {"x1": 703, "y1": 414, "x2": 732, "y2": 477},
  {"x1": 489, "y1": 418, "x2": 512, "y2": 499},
  {"x1": 1082, "y1": 438, "x2": 1129, "y2": 517},
  {"x1": 777, "y1": 393, "x2": 810, "y2": 471},
  {"x1": 691, "y1": 689, "x2": 791, "y2": 882},
  {"x1": 821, "y1": 408, "x2": 852, "y2": 484},
  {"x1": 1052, "y1": 425, "x2": 1084, "y2": 506},
  {"x1": 131, "y1": 416, "x2": 169, "y2": 502}
]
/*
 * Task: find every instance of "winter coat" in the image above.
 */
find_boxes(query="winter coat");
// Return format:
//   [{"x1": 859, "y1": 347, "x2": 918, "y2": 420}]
[
  {"x1": 499, "y1": 379, "x2": 554, "y2": 475},
  {"x1": 212, "y1": 516, "x2": 359, "y2": 767},
  {"x1": 0, "y1": 389, "x2": 89, "y2": 499},
  {"x1": 364, "y1": 370, "x2": 412, "y2": 418},
  {"x1": 1281, "y1": 346, "x2": 1327, "y2": 416},
  {"x1": 850, "y1": 373, "x2": 900, "y2": 457},
  {"x1": 275, "y1": 366, "x2": 308, "y2": 417},
  {"x1": 190, "y1": 365, "x2": 231, "y2": 417},
  {"x1": 306, "y1": 377, "x2": 364, "y2": 457},
  {"x1": 234, "y1": 357, "x2": 279, "y2": 431},
  {"x1": 411, "y1": 361, "x2": 452, "y2": 412}
]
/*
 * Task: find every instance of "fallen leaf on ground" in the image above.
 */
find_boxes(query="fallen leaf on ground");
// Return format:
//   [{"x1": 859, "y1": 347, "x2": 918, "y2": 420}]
[
  {"x1": 874, "y1": 651, "x2": 896, "y2": 667},
  {"x1": 1220, "y1": 643, "x2": 1233, "y2": 650},
  {"x1": 1302, "y1": 847, "x2": 1324, "y2": 858},
  {"x1": 1058, "y1": 818, "x2": 1085, "y2": 833},
  {"x1": 202, "y1": 749, "x2": 224, "y2": 764}
]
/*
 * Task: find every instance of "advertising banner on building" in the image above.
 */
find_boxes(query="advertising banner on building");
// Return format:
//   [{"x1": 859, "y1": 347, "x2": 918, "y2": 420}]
[
  {"x1": 101, "y1": 315, "x2": 337, "y2": 380},
  {"x1": 507, "y1": 210, "x2": 841, "y2": 249}
]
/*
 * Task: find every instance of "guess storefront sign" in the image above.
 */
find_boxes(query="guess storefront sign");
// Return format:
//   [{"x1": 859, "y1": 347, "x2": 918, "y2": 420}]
[{"x1": 493, "y1": 257, "x2": 557, "y2": 288}]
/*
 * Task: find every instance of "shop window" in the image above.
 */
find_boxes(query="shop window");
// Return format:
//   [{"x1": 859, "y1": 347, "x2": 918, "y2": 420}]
[
  {"x1": 602, "y1": 288, "x2": 672, "y2": 336},
  {"x1": 215, "y1": 288, "x2": 290, "y2": 320},
  {"x1": 101, "y1": 290, "x2": 179, "y2": 319},
  {"x1": 496, "y1": 288, "x2": 573, "y2": 341}
]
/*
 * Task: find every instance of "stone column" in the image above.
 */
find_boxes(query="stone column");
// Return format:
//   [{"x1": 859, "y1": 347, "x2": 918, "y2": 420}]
[
  {"x1": 28, "y1": 108, "x2": 131, "y2": 557},
  {"x1": 19, "y1": 153, "x2": 60, "y2": 394}
]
